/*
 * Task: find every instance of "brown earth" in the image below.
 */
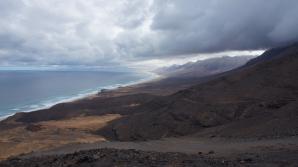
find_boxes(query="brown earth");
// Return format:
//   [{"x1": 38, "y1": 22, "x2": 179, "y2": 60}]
[{"x1": 0, "y1": 114, "x2": 121, "y2": 160}]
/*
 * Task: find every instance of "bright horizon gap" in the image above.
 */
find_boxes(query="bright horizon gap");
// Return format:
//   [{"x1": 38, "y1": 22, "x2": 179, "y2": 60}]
[
  {"x1": 0, "y1": 49, "x2": 265, "y2": 72},
  {"x1": 128, "y1": 49, "x2": 266, "y2": 71}
]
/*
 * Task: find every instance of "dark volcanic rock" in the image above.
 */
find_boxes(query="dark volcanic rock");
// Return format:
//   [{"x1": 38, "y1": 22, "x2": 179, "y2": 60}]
[
  {"x1": 1, "y1": 148, "x2": 298, "y2": 167},
  {"x1": 98, "y1": 43, "x2": 298, "y2": 141},
  {"x1": 0, "y1": 149, "x2": 230, "y2": 167}
]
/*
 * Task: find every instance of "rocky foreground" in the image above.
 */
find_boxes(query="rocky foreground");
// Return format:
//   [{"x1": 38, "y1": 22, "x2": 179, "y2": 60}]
[
  {"x1": 0, "y1": 149, "x2": 228, "y2": 167},
  {"x1": 1, "y1": 148, "x2": 298, "y2": 167}
]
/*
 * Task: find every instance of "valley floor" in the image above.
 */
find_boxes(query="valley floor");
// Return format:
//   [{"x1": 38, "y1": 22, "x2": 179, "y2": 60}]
[{"x1": 0, "y1": 114, "x2": 121, "y2": 160}]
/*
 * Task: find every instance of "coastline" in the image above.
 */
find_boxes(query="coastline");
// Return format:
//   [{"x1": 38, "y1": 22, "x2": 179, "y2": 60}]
[{"x1": 0, "y1": 72, "x2": 160, "y2": 122}]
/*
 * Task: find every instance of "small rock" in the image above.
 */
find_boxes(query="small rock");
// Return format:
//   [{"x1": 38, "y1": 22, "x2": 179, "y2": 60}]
[
  {"x1": 93, "y1": 155, "x2": 100, "y2": 159},
  {"x1": 239, "y1": 158, "x2": 253, "y2": 164},
  {"x1": 244, "y1": 158, "x2": 253, "y2": 162},
  {"x1": 208, "y1": 150, "x2": 215, "y2": 154},
  {"x1": 240, "y1": 160, "x2": 246, "y2": 164},
  {"x1": 99, "y1": 89, "x2": 109, "y2": 93},
  {"x1": 26, "y1": 124, "x2": 44, "y2": 132}
]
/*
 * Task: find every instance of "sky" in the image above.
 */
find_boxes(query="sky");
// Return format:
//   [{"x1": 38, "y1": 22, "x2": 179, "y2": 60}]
[{"x1": 0, "y1": 0, "x2": 298, "y2": 71}]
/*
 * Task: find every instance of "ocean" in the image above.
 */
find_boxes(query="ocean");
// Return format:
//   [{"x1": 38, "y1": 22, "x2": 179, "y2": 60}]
[{"x1": 0, "y1": 70, "x2": 149, "y2": 120}]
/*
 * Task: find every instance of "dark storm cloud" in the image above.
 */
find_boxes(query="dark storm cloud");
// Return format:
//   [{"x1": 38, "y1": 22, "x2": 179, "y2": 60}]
[
  {"x1": 146, "y1": 0, "x2": 298, "y2": 57},
  {"x1": 0, "y1": 0, "x2": 297, "y2": 67}
]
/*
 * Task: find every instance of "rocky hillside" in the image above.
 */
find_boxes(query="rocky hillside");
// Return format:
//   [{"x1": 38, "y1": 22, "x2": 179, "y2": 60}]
[{"x1": 99, "y1": 43, "x2": 298, "y2": 141}]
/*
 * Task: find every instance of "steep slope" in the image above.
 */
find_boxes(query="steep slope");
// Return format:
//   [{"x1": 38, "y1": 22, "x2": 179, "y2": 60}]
[
  {"x1": 244, "y1": 43, "x2": 296, "y2": 66},
  {"x1": 100, "y1": 43, "x2": 298, "y2": 141},
  {"x1": 7, "y1": 94, "x2": 158, "y2": 123}
]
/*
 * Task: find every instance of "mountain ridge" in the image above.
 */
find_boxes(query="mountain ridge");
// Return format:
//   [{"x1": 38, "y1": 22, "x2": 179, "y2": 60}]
[
  {"x1": 156, "y1": 56, "x2": 254, "y2": 78},
  {"x1": 98, "y1": 43, "x2": 298, "y2": 141}
]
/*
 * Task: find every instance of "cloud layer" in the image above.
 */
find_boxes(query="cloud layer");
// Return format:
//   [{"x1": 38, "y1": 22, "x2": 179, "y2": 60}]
[{"x1": 0, "y1": 0, "x2": 297, "y2": 67}]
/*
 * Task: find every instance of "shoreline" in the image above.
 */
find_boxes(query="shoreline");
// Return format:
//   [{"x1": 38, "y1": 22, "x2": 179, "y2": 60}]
[{"x1": 0, "y1": 72, "x2": 160, "y2": 122}]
